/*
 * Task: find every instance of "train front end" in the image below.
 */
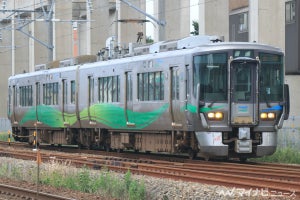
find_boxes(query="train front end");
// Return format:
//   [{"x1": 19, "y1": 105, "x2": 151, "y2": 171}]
[{"x1": 193, "y1": 46, "x2": 290, "y2": 160}]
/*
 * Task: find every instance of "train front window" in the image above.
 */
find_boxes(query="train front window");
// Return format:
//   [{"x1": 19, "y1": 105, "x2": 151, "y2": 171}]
[
  {"x1": 259, "y1": 53, "x2": 284, "y2": 102},
  {"x1": 193, "y1": 53, "x2": 227, "y2": 101}
]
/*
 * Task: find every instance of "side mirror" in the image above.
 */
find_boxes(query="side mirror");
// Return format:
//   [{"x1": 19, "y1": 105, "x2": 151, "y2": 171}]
[{"x1": 284, "y1": 84, "x2": 290, "y2": 120}]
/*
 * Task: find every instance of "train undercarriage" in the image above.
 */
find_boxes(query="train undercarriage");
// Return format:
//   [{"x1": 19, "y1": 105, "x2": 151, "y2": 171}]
[
  {"x1": 12, "y1": 127, "x2": 199, "y2": 158},
  {"x1": 12, "y1": 126, "x2": 277, "y2": 160}
]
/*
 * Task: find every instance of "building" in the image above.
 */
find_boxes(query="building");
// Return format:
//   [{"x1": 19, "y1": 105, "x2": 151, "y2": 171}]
[
  {"x1": 0, "y1": 0, "x2": 148, "y2": 118},
  {"x1": 153, "y1": 0, "x2": 190, "y2": 41},
  {"x1": 200, "y1": 0, "x2": 300, "y2": 117},
  {"x1": 0, "y1": 0, "x2": 299, "y2": 120},
  {"x1": 285, "y1": 0, "x2": 300, "y2": 118}
]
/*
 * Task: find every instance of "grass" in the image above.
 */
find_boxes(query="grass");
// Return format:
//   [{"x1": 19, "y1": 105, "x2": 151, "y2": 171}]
[
  {"x1": 251, "y1": 147, "x2": 300, "y2": 164},
  {"x1": 40, "y1": 164, "x2": 146, "y2": 200},
  {"x1": 0, "y1": 158, "x2": 146, "y2": 200},
  {"x1": 0, "y1": 131, "x2": 14, "y2": 142}
]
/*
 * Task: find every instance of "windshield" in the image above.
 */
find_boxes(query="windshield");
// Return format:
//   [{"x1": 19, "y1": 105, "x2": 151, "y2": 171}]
[
  {"x1": 231, "y1": 61, "x2": 255, "y2": 102},
  {"x1": 259, "y1": 53, "x2": 284, "y2": 102},
  {"x1": 193, "y1": 53, "x2": 228, "y2": 101}
]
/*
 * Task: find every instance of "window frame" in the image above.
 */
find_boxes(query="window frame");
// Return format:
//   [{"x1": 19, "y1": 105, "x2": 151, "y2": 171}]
[
  {"x1": 285, "y1": 0, "x2": 296, "y2": 24},
  {"x1": 43, "y1": 82, "x2": 59, "y2": 105},
  {"x1": 98, "y1": 75, "x2": 120, "y2": 103},
  {"x1": 19, "y1": 85, "x2": 33, "y2": 107},
  {"x1": 138, "y1": 71, "x2": 164, "y2": 101}
]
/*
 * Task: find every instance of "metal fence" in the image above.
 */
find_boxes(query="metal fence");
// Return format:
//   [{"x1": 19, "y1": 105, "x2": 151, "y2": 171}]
[
  {"x1": 0, "y1": 116, "x2": 299, "y2": 150},
  {"x1": 279, "y1": 116, "x2": 300, "y2": 151},
  {"x1": 0, "y1": 118, "x2": 10, "y2": 132}
]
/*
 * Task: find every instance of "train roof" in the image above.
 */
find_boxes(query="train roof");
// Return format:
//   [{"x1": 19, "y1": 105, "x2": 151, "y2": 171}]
[{"x1": 8, "y1": 36, "x2": 283, "y2": 81}]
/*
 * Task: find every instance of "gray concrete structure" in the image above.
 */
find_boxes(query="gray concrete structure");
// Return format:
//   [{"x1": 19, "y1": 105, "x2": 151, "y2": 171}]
[
  {"x1": 0, "y1": 0, "x2": 146, "y2": 118},
  {"x1": 198, "y1": 0, "x2": 300, "y2": 117},
  {"x1": 153, "y1": 0, "x2": 190, "y2": 41},
  {"x1": 0, "y1": 0, "x2": 299, "y2": 119},
  {"x1": 285, "y1": 0, "x2": 300, "y2": 74},
  {"x1": 199, "y1": 0, "x2": 229, "y2": 41}
]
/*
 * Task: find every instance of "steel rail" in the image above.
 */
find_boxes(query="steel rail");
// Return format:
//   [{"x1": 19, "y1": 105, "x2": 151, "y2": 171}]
[{"x1": 0, "y1": 183, "x2": 74, "y2": 200}]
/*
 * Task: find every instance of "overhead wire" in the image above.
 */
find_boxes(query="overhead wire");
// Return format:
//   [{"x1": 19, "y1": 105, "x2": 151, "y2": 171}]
[{"x1": 0, "y1": 0, "x2": 205, "y2": 53}]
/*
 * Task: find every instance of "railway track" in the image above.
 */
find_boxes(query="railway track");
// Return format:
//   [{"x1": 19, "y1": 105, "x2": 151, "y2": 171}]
[
  {"x1": 0, "y1": 141, "x2": 299, "y2": 198},
  {"x1": 0, "y1": 183, "x2": 74, "y2": 200}
]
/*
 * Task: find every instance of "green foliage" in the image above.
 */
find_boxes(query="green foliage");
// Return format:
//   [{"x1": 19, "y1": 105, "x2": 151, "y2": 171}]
[
  {"x1": 78, "y1": 168, "x2": 92, "y2": 193},
  {"x1": 252, "y1": 147, "x2": 300, "y2": 164},
  {"x1": 0, "y1": 159, "x2": 146, "y2": 200},
  {"x1": 146, "y1": 36, "x2": 154, "y2": 44},
  {"x1": 0, "y1": 131, "x2": 14, "y2": 142},
  {"x1": 39, "y1": 167, "x2": 146, "y2": 200},
  {"x1": 129, "y1": 179, "x2": 146, "y2": 200},
  {"x1": 190, "y1": 20, "x2": 199, "y2": 36}
]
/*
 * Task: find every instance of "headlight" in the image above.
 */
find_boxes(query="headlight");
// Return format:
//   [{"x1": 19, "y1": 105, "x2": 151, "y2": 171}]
[
  {"x1": 267, "y1": 112, "x2": 276, "y2": 119},
  {"x1": 260, "y1": 112, "x2": 276, "y2": 120},
  {"x1": 207, "y1": 112, "x2": 223, "y2": 120},
  {"x1": 260, "y1": 113, "x2": 268, "y2": 119}
]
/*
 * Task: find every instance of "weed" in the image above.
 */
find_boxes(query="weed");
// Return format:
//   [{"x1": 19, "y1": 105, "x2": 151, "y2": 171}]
[{"x1": 252, "y1": 147, "x2": 300, "y2": 164}]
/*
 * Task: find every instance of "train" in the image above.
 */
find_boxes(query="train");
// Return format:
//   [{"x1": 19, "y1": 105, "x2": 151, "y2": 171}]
[{"x1": 7, "y1": 35, "x2": 290, "y2": 161}]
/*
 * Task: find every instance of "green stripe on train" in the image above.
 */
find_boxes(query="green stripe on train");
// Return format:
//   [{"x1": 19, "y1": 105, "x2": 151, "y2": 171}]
[{"x1": 19, "y1": 104, "x2": 169, "y2": 129}]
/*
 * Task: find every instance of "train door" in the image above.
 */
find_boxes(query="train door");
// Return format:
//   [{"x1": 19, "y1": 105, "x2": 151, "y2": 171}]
[
  {"x1": 170, "y1": 66, "x2": 183, "y2": 127},
  {"x1": 125, "y1": 71, "x2": 135, "y2": 126},
  {"x1": 87, "y1": 76, "x2": 95, "y2": 123},
  {"x1": 230, "y1": 58, "x2": 259, "y2": 125},
  {"x1": 61, "y1": 79, "x2": 67, "y2": 124},
  {"x1": 12, "y1": 85, "x2": 17, "y2": 123},
  {"x1": 8, "y1": 85, "x2": 16, "y2": 122},
  {"x1": 35, "y1": 82, "x2": 41, "y2": 121}
]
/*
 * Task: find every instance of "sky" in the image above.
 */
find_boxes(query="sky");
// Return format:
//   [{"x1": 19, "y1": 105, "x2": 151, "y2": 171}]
[{"x1": 146, "y1": 0, "x2": 199, "y2": 38}]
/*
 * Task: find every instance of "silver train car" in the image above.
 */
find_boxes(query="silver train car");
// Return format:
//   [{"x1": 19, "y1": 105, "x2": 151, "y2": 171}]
[{"x1": 7, "y1": 36, "x2": 290, "y2": 160}]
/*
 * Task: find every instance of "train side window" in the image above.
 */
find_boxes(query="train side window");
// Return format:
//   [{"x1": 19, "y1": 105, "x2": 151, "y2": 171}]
[
  {"x1": 172, "y1": 69, "x2": 179, "y2": 100},
  {"x1": 126, "y1": 73, "x2": 132, "y2": 101},
  {"x1": 53, "y1": 82, "x2": 58, "y2": 105},
  {"x1": 62, "y1": 80, "x2": 67, "y2": 105},
  {"x1": 36, "y1": 83, "x2": 41, "y2": 105},
  {"x1": 19, "y1": 85, "x2": 33, "y2": 106},
  {"x1": 138, "y1": 71, "x2": 164, "y2": 101},
  {"x1": 8, "y1": 86, "x2": 11, "y2": 114},
  {"x1": 154, "y1": 71, "x2": 162, "y2": 100},
  {"x1": 70, "y1": 80, "x2": 75, "y2": 104},
  {"x1": 112, "y1": 76, "x2": 120, "y2": 102},
  {"x1": 98, "y1": 78, "x2": 104, "y2": 102},
  {"x1": 149, "y1": 73, "x2": 154, "y2": 100},
  {"x1": 138, "y1": 74, "x2": 143, "y2": 101},
  {"x1": 13, "y1": 86, "x2": 17, "y2": 107},
  {"x1": 143, "y1": 73, "x2": 149, "y2": 101},
  {"x1": 107, "y1": 77, "x2": 112, "y2": 102},
  {"x1": 88, "y1": 76, "x2": 94, "y2": 104},
  {"x1": 43, "y1": 82, "x2": 59, "y2": 105},
  {"x1": 98, "y1": 76, "x2": 120, "y2": 103},
  {"x1": 102, "y1": 77, "x2": 107, "y2": 102}
]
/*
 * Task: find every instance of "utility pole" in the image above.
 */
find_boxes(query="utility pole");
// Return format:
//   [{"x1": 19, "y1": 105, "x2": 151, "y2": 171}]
[
  {"x1": 120, "y1": 0, "x2": 166, "y2": 27},
  {"x1": 119, "y1": 0, "x2": 166, "y2": 41},
  {"x1": 1, "y1": 0, "x2": 92, "y2": 71}
]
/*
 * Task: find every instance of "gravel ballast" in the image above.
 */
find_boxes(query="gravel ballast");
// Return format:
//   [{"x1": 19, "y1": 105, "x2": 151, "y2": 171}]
[{"x1": 0, "y1": 157, "x2": 295, "y2": 199}]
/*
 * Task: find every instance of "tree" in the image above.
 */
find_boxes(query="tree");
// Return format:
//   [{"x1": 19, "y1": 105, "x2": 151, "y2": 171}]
[
  {"x1": 146, "y1": 36, "x2": 154, "y2": 44},
  {"x1": 190, "y1": 21, "x2": 199, "y2": 36}
]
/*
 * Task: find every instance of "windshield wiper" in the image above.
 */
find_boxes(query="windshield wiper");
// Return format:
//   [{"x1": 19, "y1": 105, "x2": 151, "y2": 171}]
[
  {"x1": 263, "y1": 90, "x2": 272, "y2": 108},
  {"x1": 208, "y1": 100, "x2": 216, "y2": 108}
]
